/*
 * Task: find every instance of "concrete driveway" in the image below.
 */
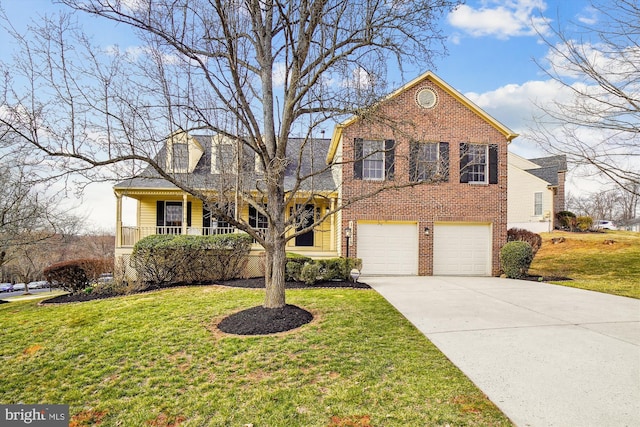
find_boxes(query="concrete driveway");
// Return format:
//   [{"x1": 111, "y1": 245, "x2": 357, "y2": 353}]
[{"x1": 365, "y1": 276, "x2": 640, "y2": 427}]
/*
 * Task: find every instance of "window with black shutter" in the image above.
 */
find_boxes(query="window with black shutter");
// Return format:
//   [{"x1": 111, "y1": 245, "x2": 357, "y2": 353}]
[
  {"x1": 410, "y1": 142, "x2": 449, "y2": 182},
  {"x1": 354, "y1": 138, "x2": 395, "y2": 181},
  {"x1": 460, "y1": 143, "x2": 497, "y2": 184}
]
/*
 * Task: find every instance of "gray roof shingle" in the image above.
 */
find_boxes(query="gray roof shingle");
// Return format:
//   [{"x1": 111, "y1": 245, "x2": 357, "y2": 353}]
[{"x1": 114, "y1": 136, "x2": 337, "y2": 193}]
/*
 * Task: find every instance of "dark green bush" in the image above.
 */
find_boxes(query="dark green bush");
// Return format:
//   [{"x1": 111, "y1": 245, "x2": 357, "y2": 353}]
[
  {"x1": 300, "y1": 262, "x2": 321, "y2": 285},
  {"x1": 131, "y1": 233, "x2": 252, "y2": 285},
  {"x1": 507, "y1": 228, "x2": 542, "y2": 256},
  {"x1": 556, "y1": 210, "x2": 577, "y2": 231},
  {"x1": 500, "y1": 241, "x2": 534, "y2": 279}
]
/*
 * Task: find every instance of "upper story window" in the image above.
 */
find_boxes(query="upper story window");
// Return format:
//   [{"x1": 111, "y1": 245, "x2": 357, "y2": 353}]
[
  {"x1": 354, "y1": 138, "x2": 395, "y2": 181},
  {"x1": 363, "y1": 140, "x2": 384, "y2": 180},
  {"x1": 212, "y1": 141, "x2": 258, "y2": 174},
  {"x1": 460, "y1": 143, "x2": 498, "y2": 184},
  {"x1": 169, "y1": 142, "x2": 189, "y2": 173},
  {"x1": 212, "y1": 143, "x2": 236, "y2": 173},
  {"x1": 409, "y1": 142, "x2": 449, "y2": 182}
]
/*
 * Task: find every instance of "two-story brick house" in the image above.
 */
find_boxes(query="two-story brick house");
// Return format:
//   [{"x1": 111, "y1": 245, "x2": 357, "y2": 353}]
[
  {"x1": 114, "y1": 71, "x2": 517, "y2": 277},
  {"x1": 327, "y1": 71, "x2": 517, "y2": 276}
]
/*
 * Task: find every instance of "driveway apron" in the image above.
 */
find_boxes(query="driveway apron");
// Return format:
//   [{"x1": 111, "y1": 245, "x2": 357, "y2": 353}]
[{"x1": 365, "y1": 276, "x2": 640, "y2": 427}]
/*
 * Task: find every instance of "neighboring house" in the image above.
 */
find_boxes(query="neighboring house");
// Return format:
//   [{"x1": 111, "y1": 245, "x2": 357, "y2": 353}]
[
  {"x1": 507, "y1": 153, "x2": 567, "y2": 233},
  {"x1": 114, "y1": 71, "x2": 518, "y2": 277},
  {"x1": 327, "y1": 71, "x2": 517, "y2": 276}
]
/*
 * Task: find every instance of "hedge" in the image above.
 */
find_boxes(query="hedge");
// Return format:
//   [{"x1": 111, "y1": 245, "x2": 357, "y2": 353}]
[
  {"x1": 131, "y1": 233, "x2": 253, "y2": 285},
  {"x1": 500, "y1": 241, "x2": 534, "y2": 279},
  {"x1": 286, "y1": 254, "x2": 363, "y2": 285}
]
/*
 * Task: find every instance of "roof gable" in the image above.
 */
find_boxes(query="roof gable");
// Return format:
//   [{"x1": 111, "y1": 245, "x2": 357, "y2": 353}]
[{"x1": 327, "y1": 71, "x2": 518, "y2": 163}]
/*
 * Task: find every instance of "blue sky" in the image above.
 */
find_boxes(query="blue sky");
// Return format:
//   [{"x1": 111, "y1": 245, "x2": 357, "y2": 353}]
[{"x1": 0, "y1": 0, "x2": 602, "y2": 228}]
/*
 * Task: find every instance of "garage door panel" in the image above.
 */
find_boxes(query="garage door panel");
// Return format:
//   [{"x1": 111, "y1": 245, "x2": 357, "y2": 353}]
[
  {"x1": 434, "y1": 223, "x2": 491, "y2": 276},
  {"x1": 358, "y1": 223, "x2": 418, "y2": 275}
]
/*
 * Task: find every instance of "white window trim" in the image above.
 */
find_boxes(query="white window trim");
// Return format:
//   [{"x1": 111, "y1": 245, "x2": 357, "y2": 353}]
[
  {"x1": 534, "y1": 192, "x2": 543, "y2": 216},
  {"x1": 467, "y1": 144, "x2": 488, "y2": 184},
  {"x1": 211, "y1": 143, "x2": 237, "y2": 174},
  {"x1": 362, "y1": 140, "x2": 385, "y2": 181}
]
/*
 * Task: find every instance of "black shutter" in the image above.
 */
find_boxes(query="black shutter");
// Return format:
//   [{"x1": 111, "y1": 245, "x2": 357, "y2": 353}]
[
  {"x1": 385, "y1": 139, "x2": 395, "y2": 180},
  {"x1": 409, "y1": 142, "x2": 419, "y2": 182},
  {"x1": 354, "y1": 138, "x2": 363, "y2": 179},
  {"x1": 439, "y1": 142, "x2": 449, "y2": 182},
  {"x1": 187, "y1": 202, "x2": 192, "y2": 227},
  {"x1": 156, "y1": 201, "x2": 165, "y2": 227},
  {"x1": 489, "y1": 144, "x2": 499, "y2": 184},
  {"x1": 460, "y1": 143, "x2": 469, "y2": 183}
]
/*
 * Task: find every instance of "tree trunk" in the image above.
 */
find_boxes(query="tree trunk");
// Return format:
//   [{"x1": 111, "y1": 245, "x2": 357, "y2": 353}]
[
  {"x1": 263, "y1": 171, "x2": 288, "y2": 309},
  {"x1": 264, "y1": 239, "x2": 287, "y2": 308}
]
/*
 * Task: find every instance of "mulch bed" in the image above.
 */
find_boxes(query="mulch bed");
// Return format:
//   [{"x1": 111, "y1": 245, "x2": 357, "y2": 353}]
[
  {"x1": 38, "y1": 277, "x2": 369, "y2": 335},
  {"x1": 218, "y1": 304, "x2": 314, "y2": 335}
]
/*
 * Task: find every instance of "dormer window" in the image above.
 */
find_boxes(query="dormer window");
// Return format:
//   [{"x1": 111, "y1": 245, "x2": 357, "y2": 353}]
[
  {"x1": 168, "y1": 142, "x2": 189, "y2": 173},
  {"x1": 212, "y1": 143, "x2": 236, "y2": 173}
]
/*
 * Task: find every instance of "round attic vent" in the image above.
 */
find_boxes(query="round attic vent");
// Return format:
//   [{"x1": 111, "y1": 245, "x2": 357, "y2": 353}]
[{"x1": 416, "y1": 88, "x2": 437, "y2": 109}]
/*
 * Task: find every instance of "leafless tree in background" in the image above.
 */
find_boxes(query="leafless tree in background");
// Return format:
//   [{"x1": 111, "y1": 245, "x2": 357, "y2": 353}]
[
  {"x1": 0, "y1": 0, "x2": 458, "y2": 307},
  {"x1": 0, "y1": 163, "x2": 85, "y2": 284},
  {"x1": 529, "y1": 0, "x2": 640, "y2": 196}
]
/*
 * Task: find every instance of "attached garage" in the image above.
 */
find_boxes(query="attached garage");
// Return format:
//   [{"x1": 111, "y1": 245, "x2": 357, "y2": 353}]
[
  {"x1": 357, "y1": 222, "x2": 419, "y2": 275},
  {"x1": 433, "y1": 222, "x2": 492, "y2": 276}
]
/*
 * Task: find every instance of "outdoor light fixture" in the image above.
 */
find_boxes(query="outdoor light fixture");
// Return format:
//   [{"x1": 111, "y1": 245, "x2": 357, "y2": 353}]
[
  {"x1": 350, "y1": 268, "x2": 361, "y2": 283},
  {"x1": 344, "y1": 227, "x2": 352, "y2": 258},
  {"x1": 424, "y1": 226, "x2": 430, "y2": 235}
]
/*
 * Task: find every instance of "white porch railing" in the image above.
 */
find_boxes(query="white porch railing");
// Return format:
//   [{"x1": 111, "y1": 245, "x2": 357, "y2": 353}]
[{"x1": 119, "y1": 226, "x2": 332, "y2": 252}]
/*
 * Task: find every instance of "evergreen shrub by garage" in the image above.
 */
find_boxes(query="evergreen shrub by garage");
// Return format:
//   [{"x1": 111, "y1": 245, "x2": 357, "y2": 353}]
[
  {"x1": 131, "y1": 233, "x2": 252, "y2": 285},
  {"x1": 44, "y1": 258, "x2": 113, "y2": 294},
  {"x1": 500, "y1": 241, "x2": 534, "y2": 279}
]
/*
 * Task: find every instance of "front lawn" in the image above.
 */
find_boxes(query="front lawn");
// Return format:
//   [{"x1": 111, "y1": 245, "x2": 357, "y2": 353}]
[
  {"x1": 529, "y1": 230, "x2": 640, "y2": 299},
  {"x1": 0, "y1": 285, "x2": 511, "y2": 426}
]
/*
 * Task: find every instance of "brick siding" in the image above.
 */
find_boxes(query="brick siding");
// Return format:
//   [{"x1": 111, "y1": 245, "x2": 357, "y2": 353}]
[{"x1": 339, "y1": 77, "x2": 509, "y2": 275}]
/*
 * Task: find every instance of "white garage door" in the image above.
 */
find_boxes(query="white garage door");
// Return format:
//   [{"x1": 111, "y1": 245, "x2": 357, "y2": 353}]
[
  {"x1": 433, "y1": 223, "x2": 492, "y2": 276},
  {"x1": 357, "y1": 222, "x2": 418, "y2": 275}
]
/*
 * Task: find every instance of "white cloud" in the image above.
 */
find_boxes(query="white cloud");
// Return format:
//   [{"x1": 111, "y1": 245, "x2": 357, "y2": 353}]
[
  {"x1": 577, "y1": 6, "x2": 598, "y2": 25},
  {"x1": 448, "y1": 0, "x2": 550, "y2": 40}
]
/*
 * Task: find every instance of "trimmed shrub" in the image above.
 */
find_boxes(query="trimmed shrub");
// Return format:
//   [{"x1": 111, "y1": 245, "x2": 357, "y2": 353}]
[
  {"x1": 500, "y1": 241, "x2": 534, "y2": 279},
  {"x1": 285, "y1": 252, "x2": 312, "y2": 282},
  {"x1": 131, "y1": 233, "x2": 252, "y2": 285},
  {"x1": 507, "y1": 228, "x2": 542, "y2": 256},
  {"x1": 300, "y1": 262, "x2": 321, "y2": 285},
  {"x1": 556, "y1": 210, "x2": 577, "y2": 231},
  {"x1": 288, "y1": 256, "x2": 363, "y2": 284},
  {"x1": 44, "y1": 258, "x2": 113, "y2": 294},
  {"x1": 576, "y1": 216, "x2": 593, "y2": 232}
]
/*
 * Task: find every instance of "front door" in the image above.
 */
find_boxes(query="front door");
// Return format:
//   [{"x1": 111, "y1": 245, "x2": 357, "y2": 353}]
[{"x1": 295, "y1": 204, "x2": 315, "y2": 247}]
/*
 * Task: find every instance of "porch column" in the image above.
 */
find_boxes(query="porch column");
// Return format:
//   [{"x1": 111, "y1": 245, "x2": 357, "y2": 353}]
[
  {"x1": 330, "y1": 197, "x2": 336, "y2": 251},
  {"x1": 115, "y1": 192, "x2": 123, "y2": 248},
  {"x1": 182, "y1": 193, "x2": 188, "y2": 235}
]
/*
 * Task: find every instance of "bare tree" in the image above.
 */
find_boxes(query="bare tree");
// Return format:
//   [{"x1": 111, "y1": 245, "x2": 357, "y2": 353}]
[
  {"x1": 529, "y1": 0, "x2": 640, "y2": 195},
  {"x1": 0, "y1": 0, "x2": 458, "y2": 308},
  {"x1": 567, "y1": 181, "x2": 639, "y2": 222},
  {"x1": 0, "y1": 163, "x2": 85, "y2": 286}
]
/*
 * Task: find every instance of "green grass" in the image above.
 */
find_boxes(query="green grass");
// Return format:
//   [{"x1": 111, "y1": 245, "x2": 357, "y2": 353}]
[
  {"x1": 0, "y1": 286, "x2": 511, "y2": 426},
  {"x1": 529, "y1": 230, "x2": 640, "y2": 299}
]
